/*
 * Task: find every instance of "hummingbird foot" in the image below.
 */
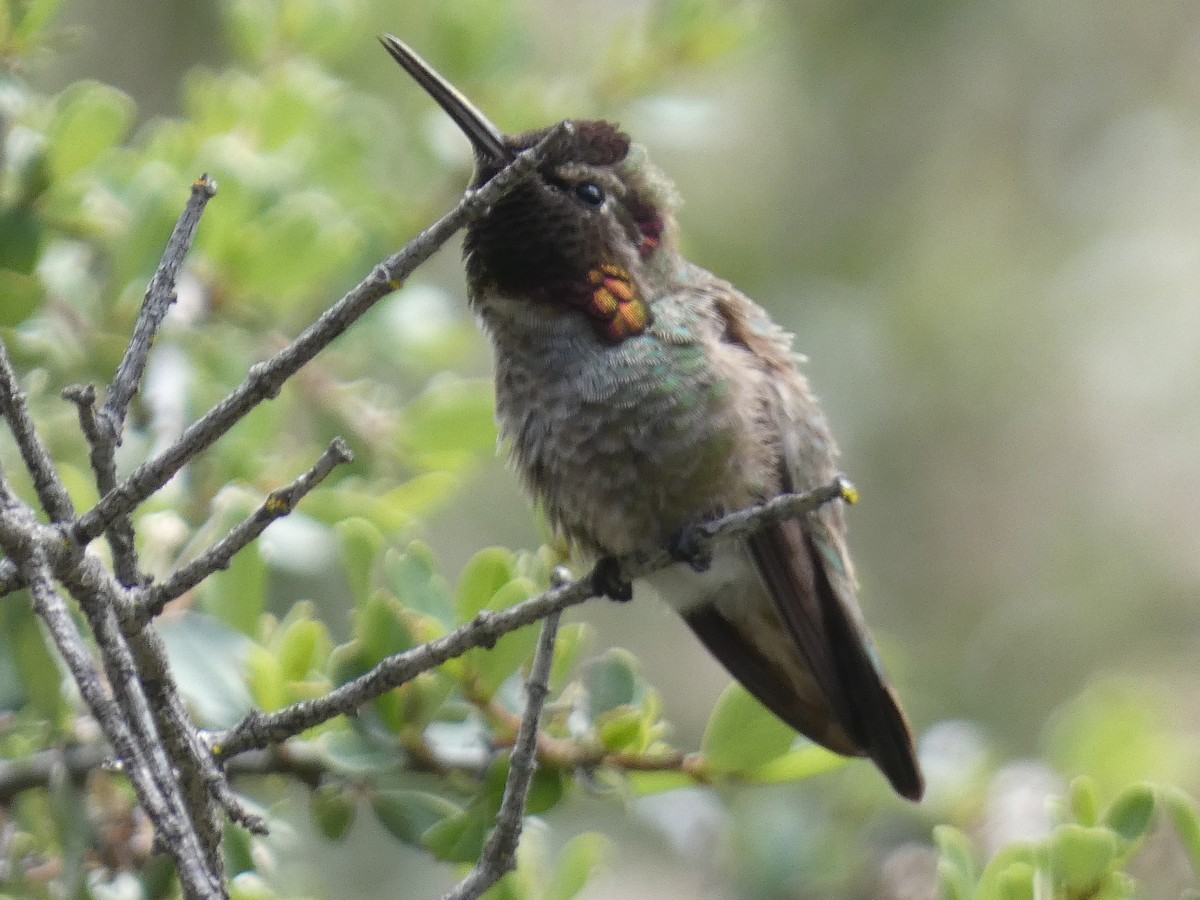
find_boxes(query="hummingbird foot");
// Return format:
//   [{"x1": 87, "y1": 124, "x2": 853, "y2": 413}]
[
  {"x1": 591, "y1": 557, "x2": 633, "y2": 602},
  {"x1": 669, "y1": 525, "x2": 712, "y2": 573}
]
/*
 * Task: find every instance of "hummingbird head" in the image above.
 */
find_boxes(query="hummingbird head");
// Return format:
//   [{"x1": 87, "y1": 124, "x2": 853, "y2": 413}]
[{"x1": 380, "y1": 34, "x2": 678, "y2": 342}]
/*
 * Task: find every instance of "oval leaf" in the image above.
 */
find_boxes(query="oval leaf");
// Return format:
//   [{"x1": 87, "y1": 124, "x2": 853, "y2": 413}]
[
  {"x1": 1103, "y1": 783, "x2": 1156, "y2": 845},
  {"x1": 310, "y1": 784, "x2": 356, "y2": 841},
  {"x1": 371, "y1": 790, "x2": 460, "y2": 846},
  {"x1": 701, "y1": 683, "x2": 795, "y2": 774}
]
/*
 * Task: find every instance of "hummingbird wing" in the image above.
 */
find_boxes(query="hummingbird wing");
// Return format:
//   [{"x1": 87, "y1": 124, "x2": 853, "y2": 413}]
[{"x1": 683, "y1": 284, "x2": 924, "y2": 800}]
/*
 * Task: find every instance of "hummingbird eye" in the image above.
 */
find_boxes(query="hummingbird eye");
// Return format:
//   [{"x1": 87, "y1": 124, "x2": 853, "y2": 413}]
[{"x1": 572, "y1": 181, "x2": 605, "y2": 208}]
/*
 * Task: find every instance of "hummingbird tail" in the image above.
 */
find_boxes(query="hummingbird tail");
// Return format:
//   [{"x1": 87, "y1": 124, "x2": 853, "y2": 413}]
[{"x1": 747, "y1": 522, "x2": 925, "y2": 801}]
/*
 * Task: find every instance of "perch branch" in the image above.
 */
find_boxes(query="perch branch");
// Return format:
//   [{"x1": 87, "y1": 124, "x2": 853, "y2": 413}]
[{"x1": 208, "y1": 479, "x2": 852, "y2": 758}]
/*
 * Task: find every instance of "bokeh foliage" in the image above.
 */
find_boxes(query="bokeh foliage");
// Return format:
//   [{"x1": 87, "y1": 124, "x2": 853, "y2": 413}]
[{"x1": 2, "y1": 0, "x2": 1200, "y2": 898}]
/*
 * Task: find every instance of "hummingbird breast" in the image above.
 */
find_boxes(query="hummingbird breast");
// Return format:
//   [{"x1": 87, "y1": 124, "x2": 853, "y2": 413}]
[{"x1": 476, "y1": 275, "x2": 808, "y2": 557}]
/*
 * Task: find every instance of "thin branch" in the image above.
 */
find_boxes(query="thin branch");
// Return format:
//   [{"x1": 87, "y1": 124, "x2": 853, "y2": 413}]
[
  {"x1": 103, "y1": 174, "x2": 217, "y2": 431},
  {"x1": 0, "y1": 743, "x2": 108, "y2": 803},
  {"x1": 208, "y1": 479, "x2": 851, "y2": 759},
  {"x1": 0, "y1": 722, "x2": 713, "y2": 809},
  {"x1": 137, "y1": 437, "x2": 354, "y2": 623},
  {"x1": 444, "y1": 611, "x2": 562, "y2": 900},
  {"x1": 63, "y1": 381, "x2": 143, "y2": 588},
  {"x1": 77, "y1": 176, "x2": 216, "y2": 589},
  {"x1": 0, "y1": 338, "x2": 76, "y2": 522}
]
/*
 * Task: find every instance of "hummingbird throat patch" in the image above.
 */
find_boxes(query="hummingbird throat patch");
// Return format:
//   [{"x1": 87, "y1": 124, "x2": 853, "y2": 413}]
[{"x1": 584, "y1": 265, "x2": 651, "y2": 342}]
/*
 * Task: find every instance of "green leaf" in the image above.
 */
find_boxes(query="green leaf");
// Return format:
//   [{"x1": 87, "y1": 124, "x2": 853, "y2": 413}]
[
  {"x1": 743, "y1": 744, "x2": 846, "y2": 785},
  {"x1": 45, "y1": 81, "x2": 135, "y2": 177},
  {"x1": 933, "y1": 825, "x2": 977, "y2": 900},
  {"x1": 585, "y1": 649, "x2": 639, "y2": 716},
  {"x1": 385, "y1": 542, "x2": 454, "y2": 626},
  {"x1": 224, "y1": 820, "x2": 256, "y2": 876},
  {"x1": 328, "y1": 639, "x2": 371, "y2": 687},
  {"x1": 400, "y1": 377, "x2": 497, "y2": 470},
  {"x1": 371, "y1": 790, "x2": 460, "y2": 846},
  {"x1": 1162, "y1": 787, "x2": 1200, "y2": 873},
  {"x1": 276, "y1": 616, "x2": 329, "y2": 682},
  {"x1": 1071, "y1": 775, "x2": 1100, "y2": 827},
  {"x1": 0, "y1": 205, "x2": 42, "y2": 274},
  {"x1": 994, "y1": 862, "x2": 1036, "y2": 900},
  {"x1": 546, "y1": 833, "x2": 609, "y2": 900},
  {"x1": 158, "y1": 613, "x2": 255, "y2": 728},
  {"x1": 465, "y1": 576, "x2": 538, "y2": 695},
  {"x1": 977, "y1": 843, "x2": 1038, "y2": 900},
  {"x1": 1048, "y1": 824, "x2": 1118, "y2": 889},
  {"x1": 596, "y1": 706, "x2": 643, "y2": 752},
  {"x1": 245, "y1": 645, "x2": 286, "y2": 712},
  {"x1": 526, "y1": 766, "x2": 567, "y2": 815},
  {"x1": 336, "y1": 517, "x2": 385, "y2": 608},
  {"x1": 314, "y1": 730, "x2": 402, "y2": 777},
  {"x1": 701, "y1": 683, "x2": 796, "y2": 774},
  {"x1": 230, "y1": 873, "x2": 278, "y2": 900},
  {"x1": 1103, "y1": 783, "x2": 1156, "y2": 845},
  {"x1": 456, "y1": 546, "x2": 516, "y2": 622},
  {"x1": 422, "y1": 808, "x2": 491, "y2": 863},
  {"x1": 310, "y1": 783, "x2": 356, "y2": 841},
  {"x1": 0, "y1": 593, "x2": 65, "y2": 725},
  {"x1": 627, "y1": 770, "x2": 695, "y2": 796},
  {"x1": 549, "y1": 622, "x2": 589, "y2": 692},
  {"x1": 199, "y1": 520, "x2": 267, "y2": 636},
  {"x1": 357, "y1": 591, "x2": 414, "y2": 665},
  {"x1": 0, "y1": 269, "x2": 43, "y2": 327},
  {"x1": 12, "y1": 0, "x2": 65, "y2": 41}
]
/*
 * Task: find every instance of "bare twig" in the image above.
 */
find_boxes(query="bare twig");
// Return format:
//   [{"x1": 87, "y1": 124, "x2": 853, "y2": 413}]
[
  {"x1": 90, "y1": 175, "x2": 217, "y2": 588},
  {"x1": 63, "y1": 381, "x2": 144, "y2": 588},
  {"x1": 0, "y1": 339, "x2": 76, "y2": 523},
  {"x1": 443, "y1": 611, "x2": 562, "y2": 900},
  {"x1": 104, "y1": 175, "x2": 217, "y2": 431},
  {"x1": 208, "y1": 479, "x2": 850, "y2": 759},
  {"x1": 137, "y1": 438, "x2": 354, "y2": 623}
]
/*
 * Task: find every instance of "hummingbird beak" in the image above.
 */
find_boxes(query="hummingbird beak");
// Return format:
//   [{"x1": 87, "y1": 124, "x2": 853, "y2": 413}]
[{"x1": 379, "y1": 34, "x2": 515, "y2": 165}]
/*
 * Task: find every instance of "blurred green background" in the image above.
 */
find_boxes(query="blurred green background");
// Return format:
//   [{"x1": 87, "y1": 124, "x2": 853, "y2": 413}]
[{"x1": 6, "y1": 0, "x2": 1200, "y2": 896}]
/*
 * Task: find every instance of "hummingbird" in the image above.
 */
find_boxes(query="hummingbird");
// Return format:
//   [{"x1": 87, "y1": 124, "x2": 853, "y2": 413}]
[{"x1": 380, "y1": 35, "x2": 924, "y2": 801}]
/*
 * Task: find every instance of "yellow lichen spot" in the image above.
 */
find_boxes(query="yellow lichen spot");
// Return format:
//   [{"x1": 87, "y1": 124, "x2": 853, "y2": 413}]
[
  {"x1": 265, "y1": 496, "x2": 288, "y2": 515},
  {"x1": 388, "y1": 278, "x2": 404, "y2": 292},
  {"x1": 838, "y1": 478, "x2": 860, "y2": 505}
]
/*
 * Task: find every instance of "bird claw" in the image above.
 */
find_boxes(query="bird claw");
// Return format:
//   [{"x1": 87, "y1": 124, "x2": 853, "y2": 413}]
[
  {"x1": 591, "y1": 557, "x2": 633, "y2": 602},
  {"x1": 669, "y1": 525, "x2": 712, "y2": 573}
]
